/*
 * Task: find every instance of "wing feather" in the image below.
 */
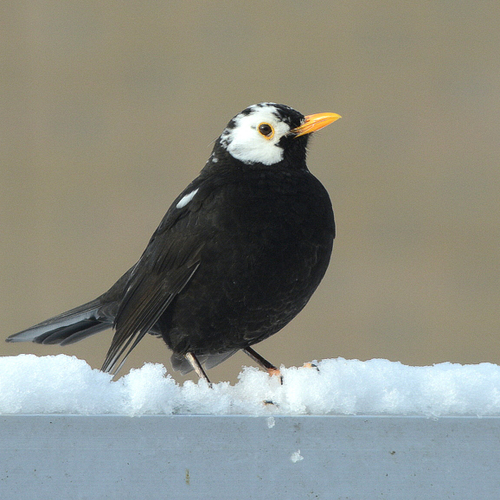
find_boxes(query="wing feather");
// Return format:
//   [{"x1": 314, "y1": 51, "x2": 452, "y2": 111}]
[{"x1": 101, "y1": 227, "x2": 205, "y2": 374}]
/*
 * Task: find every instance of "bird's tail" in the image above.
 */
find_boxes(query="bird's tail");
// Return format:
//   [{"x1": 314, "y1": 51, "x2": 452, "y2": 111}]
[{"x1": 6, "y1": 298, "x2": 112, "y2": 346}]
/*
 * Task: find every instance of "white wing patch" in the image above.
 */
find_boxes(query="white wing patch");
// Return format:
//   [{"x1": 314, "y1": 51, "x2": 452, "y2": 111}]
[{"x1": 176, "y1": 188, "x2": 199, "y2": 209}]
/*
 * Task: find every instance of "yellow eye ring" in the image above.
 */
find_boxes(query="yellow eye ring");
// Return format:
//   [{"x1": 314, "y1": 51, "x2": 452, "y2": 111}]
[{"x1": 258, "y1": 122, "x2": 275, "y2": 140}]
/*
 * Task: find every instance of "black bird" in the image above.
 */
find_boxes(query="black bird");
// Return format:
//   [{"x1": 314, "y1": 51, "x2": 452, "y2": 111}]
[{"x1": 7, "y1": 103, "x2": 340, "y2": 383}]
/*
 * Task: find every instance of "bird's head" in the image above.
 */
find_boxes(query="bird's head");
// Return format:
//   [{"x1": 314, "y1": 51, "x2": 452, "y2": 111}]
[{"x1": 215, "y1": 103, "x2": 340, "y2": 167}]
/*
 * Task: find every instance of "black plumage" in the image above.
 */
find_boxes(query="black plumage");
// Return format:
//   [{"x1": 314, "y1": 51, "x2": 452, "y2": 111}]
[{"x1": 7, "y1": 103, "x2": 340, "y2": 382}]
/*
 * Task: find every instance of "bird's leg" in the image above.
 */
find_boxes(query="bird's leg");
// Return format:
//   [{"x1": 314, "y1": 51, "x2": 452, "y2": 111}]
[
  {"x1": 243, "y1": 347, "x2": 282, "y2": 380},
  {"x1": 185, "y1": 352, "x2": 212, "y2": 387}
]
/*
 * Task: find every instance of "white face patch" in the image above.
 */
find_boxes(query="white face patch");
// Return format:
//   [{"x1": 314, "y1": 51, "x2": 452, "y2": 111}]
[
  {"x1": 220, "y1": 104, "x2": 293, "y2": 165},
  {"x1": 176, "y1": 188, "x2": 199, "y2": 209}
]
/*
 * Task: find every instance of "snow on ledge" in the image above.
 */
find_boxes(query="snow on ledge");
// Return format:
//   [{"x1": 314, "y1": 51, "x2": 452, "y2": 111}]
[{"x1": 1, "y1": 354, "x2": 500, "y2": 416}]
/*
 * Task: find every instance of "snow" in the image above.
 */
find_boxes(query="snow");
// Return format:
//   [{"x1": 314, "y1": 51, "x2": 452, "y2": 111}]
[
  {"x1": 290, "y1": 450, "x2": 304, "y2": 463},
  {"x1": 1, "y1": 354, "x2": 500, "y2": 416}
]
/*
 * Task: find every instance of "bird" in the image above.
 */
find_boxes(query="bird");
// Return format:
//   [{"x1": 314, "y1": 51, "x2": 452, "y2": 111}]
[{"x1": 7, "y1": 103, "x2": 341, "y2": 383}]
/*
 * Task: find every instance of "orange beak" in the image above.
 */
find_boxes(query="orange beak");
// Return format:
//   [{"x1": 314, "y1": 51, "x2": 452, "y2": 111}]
[{"x1": 292, "y1": 112, "x2": 341, "y2": 137}]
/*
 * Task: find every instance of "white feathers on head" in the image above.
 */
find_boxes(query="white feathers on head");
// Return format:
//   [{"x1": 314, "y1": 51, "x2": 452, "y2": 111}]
[{"x1": 219, "y1": 103, "x2": 295, "y2": 166}]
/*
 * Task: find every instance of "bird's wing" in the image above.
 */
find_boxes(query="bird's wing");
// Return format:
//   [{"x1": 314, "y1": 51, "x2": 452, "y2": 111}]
[
  {"x1": 101, "y1": 237, "x2": 204, "y2": 374},
  {"x1": 101, "y1": 183, "x2": 208, "y2": 375}
]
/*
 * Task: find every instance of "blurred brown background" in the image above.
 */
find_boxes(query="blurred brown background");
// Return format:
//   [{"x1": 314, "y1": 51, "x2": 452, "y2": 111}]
[{"x1": 2, "y1": 2, "x2": 500, "y2": 383}]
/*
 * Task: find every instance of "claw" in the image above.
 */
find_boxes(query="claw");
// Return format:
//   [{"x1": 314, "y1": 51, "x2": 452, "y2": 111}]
[{"x1": 302, "y1": 362, "x2": 320, "y2": 371}]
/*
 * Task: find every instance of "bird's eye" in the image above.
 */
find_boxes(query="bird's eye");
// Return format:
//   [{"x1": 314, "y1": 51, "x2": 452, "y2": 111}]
[{"x1": 258, "y1": 123, "x2": 275, "y2": 139}]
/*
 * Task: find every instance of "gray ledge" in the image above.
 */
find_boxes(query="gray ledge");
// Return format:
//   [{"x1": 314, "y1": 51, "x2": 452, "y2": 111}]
[{"x1": 1, "y1": 415, "x2": 499, "y2": 499}]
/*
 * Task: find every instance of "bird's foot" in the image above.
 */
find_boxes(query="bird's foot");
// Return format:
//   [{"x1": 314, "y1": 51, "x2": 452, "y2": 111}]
[
  {"x1": 302, "y1": 362, "x2": 320, "y2": 371},
  {"x1": 263, "y1": 399, "x2": 280, "y2": 407},
  {"x1": 266, "y1": 367, "x2": 283, "y2": 385}
]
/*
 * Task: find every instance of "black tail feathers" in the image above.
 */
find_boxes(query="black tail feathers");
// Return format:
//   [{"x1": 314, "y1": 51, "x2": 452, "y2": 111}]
[{"x1": 6, "y1": 298, "x2": 112, "y2": 347}]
